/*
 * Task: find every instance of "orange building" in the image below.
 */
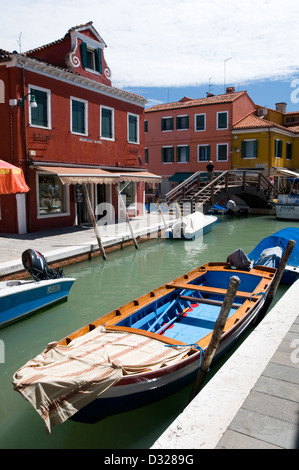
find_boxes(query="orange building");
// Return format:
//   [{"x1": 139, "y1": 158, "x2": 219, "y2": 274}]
[
  {"x1": 145, "y1": 88, "x2": 256, "y2": 196},
  {"x1": 0, "y1": 22, "x2": 158, "y2": 234}
]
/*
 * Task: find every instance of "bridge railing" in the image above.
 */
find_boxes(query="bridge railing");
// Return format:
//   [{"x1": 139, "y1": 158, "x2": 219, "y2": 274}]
[
  {"x1": 165, "y1": 170, "x2": 279, "y2": 208},
  {"x1": 165, "y1": 171, "x2": 201, "y2": 204}
]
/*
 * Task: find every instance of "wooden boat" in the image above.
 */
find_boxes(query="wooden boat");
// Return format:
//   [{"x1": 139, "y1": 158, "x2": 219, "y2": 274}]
[
  {"x1": 165, "y1": 211, "x2": 217, "y2": 240},
  {"x1": 248, "y1": 228, "x2": 299, "y2": 285},
  {"x1": 12, "y1": 261, "x2": 276, "y2": 433},
  {"x1": 0, "y1": 249, "x2": 75, "y2": 328}
]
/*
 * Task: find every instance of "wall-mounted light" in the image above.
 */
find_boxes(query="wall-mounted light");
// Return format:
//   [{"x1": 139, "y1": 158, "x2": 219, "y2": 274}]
[{"x1": 18, "y1": 92, "x2": 37, "y2": 108}]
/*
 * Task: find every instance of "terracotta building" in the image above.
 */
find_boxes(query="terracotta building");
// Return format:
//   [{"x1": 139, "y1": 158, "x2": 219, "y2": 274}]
[
  {"x1": 0, "y1": 22, "x2": 159, "y2": 234},
  {"x1": 144, "y1": 88, "x2": 256, "y2": 196}
]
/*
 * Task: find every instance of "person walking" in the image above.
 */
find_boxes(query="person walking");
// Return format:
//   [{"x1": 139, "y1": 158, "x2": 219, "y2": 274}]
[{"x1": 206, "y1": 160, "x2": 214, "y2": 183}]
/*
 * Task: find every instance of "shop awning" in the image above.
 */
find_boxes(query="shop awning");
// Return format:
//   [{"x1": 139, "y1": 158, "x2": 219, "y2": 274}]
[
  {"x1": 33, "y1": 166, "x2": 120, "y2": 185},
  {"x1": 168, "y1": 172, "x2": 193, "y2": 182},
  {"x1": 272, "y1": 167, "x2": 299, "y2": 178},
  {"x1": 118, "y1": 171, "x2": 161, "y2": 183},
  {"x1": 32, "y1": 166, "x2": 161, "y2": 185}
]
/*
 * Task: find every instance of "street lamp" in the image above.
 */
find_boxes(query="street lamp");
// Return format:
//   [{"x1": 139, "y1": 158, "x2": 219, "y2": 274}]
[{"x1": 18, "y1": 92, "x2": 37, "y2": 108}]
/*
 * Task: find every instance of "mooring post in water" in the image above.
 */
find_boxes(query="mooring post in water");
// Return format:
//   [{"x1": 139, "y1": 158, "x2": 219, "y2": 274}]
[
  {"x1": 116, "y1": 187, "x2": 139, "y2": 250},
  {"x1": 82, "y1": 184, "x2": 107, "y2": 260},
  {"x1": 190, "y1": 275, "x2": 240, "y2": 401},
  {"x1": 263, "y1": 239, "x2": 295, "y2": 311}
]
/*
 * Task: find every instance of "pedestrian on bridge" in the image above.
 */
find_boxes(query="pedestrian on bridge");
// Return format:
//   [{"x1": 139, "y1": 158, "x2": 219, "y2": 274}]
[{"x1": 206, "y1": 160, "x2": 214, "y2": 183}]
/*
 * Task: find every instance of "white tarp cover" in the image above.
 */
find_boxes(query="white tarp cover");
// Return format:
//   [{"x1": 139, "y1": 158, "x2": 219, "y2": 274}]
[{"x1": 12, "y1": 326, "x2": 190, "y2": 433}]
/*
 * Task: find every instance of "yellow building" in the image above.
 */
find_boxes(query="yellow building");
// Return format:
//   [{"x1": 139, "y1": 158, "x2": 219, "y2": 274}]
[{"x1": 232, "y1": 104, "x2": 299, "y2": 175}]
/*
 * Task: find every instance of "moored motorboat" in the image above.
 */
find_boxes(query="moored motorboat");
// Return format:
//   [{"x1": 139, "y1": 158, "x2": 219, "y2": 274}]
[
  {"x1": 0, "y1": 249, "x2": 75, "y2": 327},
  {"x1": 165, "y1": 211, "x2": 217, "y2": 240},
  {"x1": 13, "y1": 259, "x2": 277, "y2": 433},
  {"x1": 248, "y1": 228, "x2": 299, "y2": 284},
  {"x1": 272, "y1": 194, "x2": 299, "y2": 220}
]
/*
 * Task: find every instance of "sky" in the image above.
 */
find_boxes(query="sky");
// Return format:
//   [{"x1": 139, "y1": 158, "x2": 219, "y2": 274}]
[{"x1": 2, "y1": 0, "x2": 299, "y2": 111}]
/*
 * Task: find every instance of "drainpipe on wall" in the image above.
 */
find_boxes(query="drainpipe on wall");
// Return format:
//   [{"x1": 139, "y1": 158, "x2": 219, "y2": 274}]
[{"x1": 21, "y1": 67, "x2": 31, "y2": 233}]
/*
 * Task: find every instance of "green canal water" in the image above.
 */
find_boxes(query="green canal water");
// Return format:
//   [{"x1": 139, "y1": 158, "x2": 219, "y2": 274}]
[{"x1": 0, "y1": 214, "x2": 298, "y2": 449}]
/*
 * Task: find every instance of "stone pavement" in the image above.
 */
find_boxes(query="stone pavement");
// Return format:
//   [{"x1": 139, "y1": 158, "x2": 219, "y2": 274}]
[{"x1": 0, "y1": 212, "x2": 176, "y2": 278}]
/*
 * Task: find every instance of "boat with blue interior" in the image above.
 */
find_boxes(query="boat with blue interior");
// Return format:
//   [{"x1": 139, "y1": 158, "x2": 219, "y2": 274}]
[
  {"x1": 0, "y1": 249, "x2": 75, "y2": 328},
  {"x1": 13, "y1": 258, "x2": 277, "y2": 433}
]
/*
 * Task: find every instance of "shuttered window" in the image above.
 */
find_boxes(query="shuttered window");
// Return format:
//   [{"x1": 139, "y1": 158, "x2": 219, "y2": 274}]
[
  {"x1": 71, "y1": 98, "x2": 87, "y2": 135},
  {"x1": 30, "y1": 88, "x2": 49, "y2": 128},
  {"x1": 286, "y1": 142, "x2": 292, "y2": 160},
  {"x1": 195, "y1": 114, "x2": 206, "y2": 131},
  {"x1": 161, "y1": 117, "x2": 174, "y2": 131},
  {"x1": 177, "y1": 146, "x2": 190, "y2": 162},
  {"x1": 217, "y1": 111, "x2": 228, "y2": 129},
  {"x1": 162, "y1": 147, "x2": 174, "y2": 163},
  {"x1": 176, "y1": 115, "x2": 189, "y2": 130},
  {"x1": 81, "y1": 41, "x2": 102, "y2": 73},
  {"x1": 241, "y1": 140, "x2": 258, "y2": 158},
  {"x1": 275, "y1": 139, "x2": 283, "y2": 158},
  {"x1": 128, "y1": 113, "x2": 139, "y2": 143},
  {"x1": 101, "y1": 106, "x2": 114, "y2": 140},
  {"x1": 198, "y1": 145, "x2": 210, "y2": 161}
]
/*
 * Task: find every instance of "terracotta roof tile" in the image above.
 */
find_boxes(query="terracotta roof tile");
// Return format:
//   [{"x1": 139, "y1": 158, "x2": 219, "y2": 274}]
[
  {"x1": 233, "y1": 113, "x2": 272, "y2": 129},
  {"x1": 145, "y1": 91, "x2": 246, "y2": 112},
  {"x1": 233, "y1": 112, "x2": 298, "y2": 133}
]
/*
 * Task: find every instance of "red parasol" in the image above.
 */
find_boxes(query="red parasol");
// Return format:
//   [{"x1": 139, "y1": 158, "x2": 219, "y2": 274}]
[{"x1": 0, "y1": 159, "x2": 30, "y2": 194}]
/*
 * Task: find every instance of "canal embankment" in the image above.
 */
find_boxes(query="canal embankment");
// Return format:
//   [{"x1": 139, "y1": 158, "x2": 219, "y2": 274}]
[{"x1": 0, "y1": 212, "x2": 175, "y2": 279}]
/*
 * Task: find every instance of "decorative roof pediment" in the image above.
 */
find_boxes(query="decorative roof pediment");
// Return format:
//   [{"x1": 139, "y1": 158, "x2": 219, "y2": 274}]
[{"x1": 69, "y1": 22, "x2": 107, "y2": 49}]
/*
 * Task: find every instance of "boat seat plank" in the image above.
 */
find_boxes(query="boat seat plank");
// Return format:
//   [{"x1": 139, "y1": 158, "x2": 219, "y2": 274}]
[{"x1": 167, "y1": 282, "x2": 258, "y2": 299}]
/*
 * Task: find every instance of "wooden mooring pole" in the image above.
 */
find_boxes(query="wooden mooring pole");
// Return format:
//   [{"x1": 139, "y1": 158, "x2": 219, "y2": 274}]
[
  {"x1": 190, "y1": 275, "x2": 240, "y2": 401},
  {"x1": 82, "y1": 183, "x2": 107, "y2": 260}
]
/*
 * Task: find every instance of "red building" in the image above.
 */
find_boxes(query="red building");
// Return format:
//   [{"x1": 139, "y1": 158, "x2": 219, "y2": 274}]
[
  {"x1": 0, "y1": 22, "x2": 158, "y2": 233},
  {"x1": 144, "y1": 88, "x2": 256, "y2": 196}
]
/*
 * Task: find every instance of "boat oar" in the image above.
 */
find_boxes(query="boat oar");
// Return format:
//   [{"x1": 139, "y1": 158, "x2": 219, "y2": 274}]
[{"x1": 189, "y1": 275, "x2": 240, "y2": 401}]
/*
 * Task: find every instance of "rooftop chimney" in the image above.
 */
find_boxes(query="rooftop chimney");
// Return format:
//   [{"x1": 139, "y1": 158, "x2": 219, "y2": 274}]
[
  {"x1": 226, "y1": 86, "x2": 235, "y2": 93},
  {"x1": 275, "y1": 102, "x2": 287, "y2": 113}
]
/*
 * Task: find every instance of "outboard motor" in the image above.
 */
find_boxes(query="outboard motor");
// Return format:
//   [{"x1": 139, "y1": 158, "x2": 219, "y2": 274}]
[{"x1": 22, "y1": 249, "x2": 64, "y2": 282}]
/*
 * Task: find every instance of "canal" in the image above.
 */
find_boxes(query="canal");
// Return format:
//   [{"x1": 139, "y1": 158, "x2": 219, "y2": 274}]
[{"x1": 0, "y1": 214, "x2": 297, "y2": 449}]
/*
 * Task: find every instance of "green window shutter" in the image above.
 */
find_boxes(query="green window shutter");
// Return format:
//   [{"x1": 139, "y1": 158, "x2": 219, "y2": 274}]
[
  {"x1": 161, "y1": 119, "x2": 165, "y2": 131},
  {"x1": 170, "y1": 117, "x2": 174, "y2": 130},
  {"x1": 101, "y1": 108, "x2": 112, "y2": 138},
  {"x1": 161, "y1": 148, "x2": 164, "y2": 163},
  {"x1": 186, "y1": 116, "x2": 189, "y2": 129},
  {"x1": 72, "y1": 100, "x2": 85, "y2": 134},
  {"x1": 186, "y1": 146, "x2": 190, "y2": 162},
  {"x1": 241, "y1": 141, "x2": 246, "y2": 158},
  {"x1": 254, "y1": 140, "x2": 258, "y2": 157},
  {"x1": 279, "y1": 140, "x2": 282, "y2": 157},
  {"x1": 176, "y1": 147, "x2": 179, "y2": 162},
  {"x1": 95, "y1": 49, "x2": 102, "y2": 73},
  {"x1": 81, "y1": 42, "x2": 87, "y2": 68},
  {"x1": 207, "y1": 145, "x2": 210, "y2": 159}
]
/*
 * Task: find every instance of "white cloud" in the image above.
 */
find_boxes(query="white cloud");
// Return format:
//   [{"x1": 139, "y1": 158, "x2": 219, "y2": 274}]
[{"x1": 1, "y1": 0, "x2": 299, "y2": 88}]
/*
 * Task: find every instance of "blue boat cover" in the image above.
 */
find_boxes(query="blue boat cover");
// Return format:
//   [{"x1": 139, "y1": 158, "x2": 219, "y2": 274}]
[{"x1": 248, "y1": 228, "x2": 299, "y2": 267}]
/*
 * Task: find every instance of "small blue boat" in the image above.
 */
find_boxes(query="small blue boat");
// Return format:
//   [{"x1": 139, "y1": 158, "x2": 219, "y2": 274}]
[
  {"x1": 248, "y1": 228, "x2": 299, "y2": 284},
  {"x1": 0, "y1": 250, "x2": 75, "y2": 327}
]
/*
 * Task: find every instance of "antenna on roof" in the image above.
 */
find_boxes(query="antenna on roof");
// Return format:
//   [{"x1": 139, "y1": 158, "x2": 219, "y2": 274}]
[
  {"x1": 209, "y1": 77, "x2": 213, "y2": 93},
  {"x1": 17, "y1": 33, "x2": 22, "y2": 53}
]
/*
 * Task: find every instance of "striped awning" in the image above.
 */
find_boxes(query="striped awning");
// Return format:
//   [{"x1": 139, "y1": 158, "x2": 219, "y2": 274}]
[
  {"x1": 32, "y1": 166, "x2": 161, "y2": 184},
  {"x1": 33, "y1": 166, "x2": 119, "y2": 185}
]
